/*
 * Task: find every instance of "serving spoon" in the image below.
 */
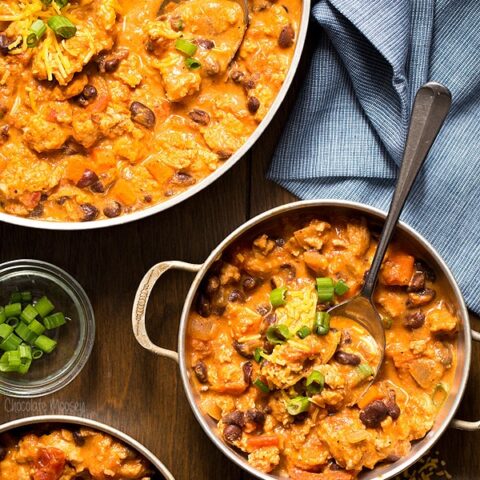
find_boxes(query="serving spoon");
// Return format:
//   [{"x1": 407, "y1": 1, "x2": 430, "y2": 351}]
[
  {"x1": 328, "y1": 82, "x2": 452, "y2": 400},
  {"x1": 157, "y1": 0, "x2": 249, "y2": 63}
]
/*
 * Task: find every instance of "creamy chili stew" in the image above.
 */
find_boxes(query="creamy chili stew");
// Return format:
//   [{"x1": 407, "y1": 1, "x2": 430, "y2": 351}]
[
  {"x1": 0, "y1": 0, "x2": 300, "y2": 222},
  {"x1": 187, "y1": 216, "x2": 458, "y2": 479},
  {"x1": 0, "y1": 426, "x2": 157, "y2": 479}
]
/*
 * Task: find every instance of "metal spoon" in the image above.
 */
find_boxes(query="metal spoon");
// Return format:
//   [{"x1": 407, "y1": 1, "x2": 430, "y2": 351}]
[
  {"x1": 328, "y1": 82, "x2": 452, "y2": 398},
  {"x1": 157, "y1": 0, "x2": 249, "y2": 63}
]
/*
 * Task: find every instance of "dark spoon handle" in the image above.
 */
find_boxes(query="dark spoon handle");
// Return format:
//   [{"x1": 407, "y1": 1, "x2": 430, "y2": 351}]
[{"x1": 361, "y1": 82, "x2": 452, "y2": 298}]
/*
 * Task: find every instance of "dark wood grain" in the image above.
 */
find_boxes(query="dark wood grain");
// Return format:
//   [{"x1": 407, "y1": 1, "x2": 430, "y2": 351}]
[{"x1": 1, "y1": 32, "x2": 479, "y2": 480}]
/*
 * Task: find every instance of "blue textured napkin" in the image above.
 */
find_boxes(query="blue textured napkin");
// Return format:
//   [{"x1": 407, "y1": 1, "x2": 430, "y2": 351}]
[{"x1": 269, "y1": 0, "x2": 480, "y2": 314}]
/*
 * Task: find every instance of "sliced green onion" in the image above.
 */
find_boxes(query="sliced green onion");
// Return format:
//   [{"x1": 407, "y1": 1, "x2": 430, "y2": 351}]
[
  {"x1": 0, "y1": 350, "x2": 21, "y2": 372},
  {"x1": 253, "y1": 347, "x2": 263, "y2": 363},
  {"x1": 27, "y1": 19, "x2": 47, "y2": 48},
  {"x1": 34, "y1": 296, "x2": 55, "y2": 318},
  {"x1": 314, "y1": 311, "x2": 330, "y2": 336},
  {"x1": 0, "y1": 333, "x2": 22, "y2": 352},
  {"x1": 43, "y1": 312, "x2": 66, "y2": 329},
  {"x1": 29, "y1": 319, "x2": 46, "y2": 336},
  {"x1": 15, "y1": 322, "x2": 39, "y2": 344},
  {"x1": 0, "y1": 323, "x2": 14, "y2": 340},
  {"x1": 432, "y1": 382, "x2": 449, "y2": 406},
  {"x1": 174, "y1": 18, "x2": 184, "y2": 31},
  {"x1": 6, "y1": 317, "x2": 19, "y2": 328},
  {"x1": 21, "y1": 291, "x2": 32, "y2": 302},
  {"x1": 382, "y1": 315, "x2": 393, "y2": 330},
  {"x1": 253, "y1": 378, "x2": 270, "y2": 393},
  {"x1": 185, "y1": 57, "x2": 201, "y2": 70},
  {"x1": 19, "y1": 344, "x2": 32, "y2": 361},
  {"x1": 306, "y1": 370, "x2": 325, "y2": 396},
  {"x1": 354, "y1": 364, "x2": 374, "y2": 386},
  {"x1": 175, "y1": 38, "x2": 197, "y2": 56},
  {"x1": 286, "y1": 396, "x2": 309, "y2": 415},
  {"x1": 21, "y1": 304, "x2": 38, "y2": 324},
  {"x1": 316, "y1": 277, "x2": 334, "y2": 303},
  {"x1": 269, "y1": 287, "x2": 287, "y2": 308},
  {"x1": 32, "y1": 348, "x2": 44, "y2": 360},
  {"x1": 48, "y1": 15, "x2": 77, "y2": 39},
  {"x1": 54, "y1": 0, "x2": 69, "y2": 7},
  {"x1": 296, "y1": 326, "x2": 311, "y2": 339},
  {"x1": 34, "y1": 334, "x2": 57, "y2": 353},
  {"x1": 9, "y1": 292, "x2": 22, "y2": 303},
  {"x1": 334, "y1": 280, "x2": 349, "y2": 296},
  {"x1": 266, "y1": 325, "x2": 291, "y2": 345},
  {"x1": 41, "y1": 0, "x2": 53, "y2": 4},
  {"x1": 0, "y1": 307, "x2": 5, "y2": 325},
  {"x1": 5, "y1": 303, "x2": 22, "y2": 318},
  {"x1": 17, "y1": 358, "x2": 32, "y2": 374}
]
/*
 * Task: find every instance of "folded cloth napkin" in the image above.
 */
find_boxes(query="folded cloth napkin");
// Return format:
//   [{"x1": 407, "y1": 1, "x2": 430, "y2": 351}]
[{"x1": 269, "y1": 0, "x2": 480, "y2": 314}]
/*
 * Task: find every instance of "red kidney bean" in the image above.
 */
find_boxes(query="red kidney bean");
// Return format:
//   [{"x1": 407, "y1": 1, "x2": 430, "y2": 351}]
[
  {"x1": 223, "y1": 410, "x2": 245, "y2": 427},
  {"x1": 77, "y1": 169, "x2": 99, "y2": 188},
  {"x1": 334, "y1": 350, "x2": 361, "y2": 366},
  {"x1": 90, "y1": 181, "x2": 106, "y2": 193},
  {"x1": 130, "y1": 101, "x2": 156, "y2": 129},
  {"x1": 230, "y1": 70, "x2": 245, "y2": 83},
  {"x1": 80, "y1": 203, "x2": 99, "y2": 221},
  {"x1": 243, "y1": 361, "x2": 253, "y2": 384},
  {"x1": 223, "y1": 424, "x2": 242, "y2": 444},
  {"x1": 359, "y1": 400, "x2": 389, "y2": 428},
  {"x1": 407, "y1": 288, "x2": 436, "y2": 307},
  {"x1": 247, "y1": 96, "x2": 260, "y2": 114},
  {"x1": 245, "y1": 409, "x2": 265, "y2": 426},
  {"x1": 403, "y1": 311, "x2": 425, "y2": 329},
  {"x1": 278, "y1": 25, "x2": 295, "y2": 48},
  {"x1": 188, "y1": 109, "x2": 210, "y2": 125},
  {"x1": 172, "y1": 172, "x2": 196, "y2": 186},
  {"x1": 103, "y1": 201, "x2": 122, "y2": 218},
  {"x1": 242, "y1": 275, "x2": 257, "y2": 291},
  {"x1": 233, "y1": 340, "x2": 253, "y2": 359},
  {"x1": 228, "y1": 289, "x2": 246, "y2": 303},
  {"x1": 407, "y1": 270, "x2": 426, "y2": 292},
  {"x1": 196, "y1": 294, "x2": 211, "y2": 317},
  {"x1": 193, "y1": 361, "x2": 208, "y2": 384},
  {"x1": 72, "y1": 431, "x2": 86, "y2": 446},
  {"x1": 196, "y1": 39, "x2": 215, "y2": 49}
]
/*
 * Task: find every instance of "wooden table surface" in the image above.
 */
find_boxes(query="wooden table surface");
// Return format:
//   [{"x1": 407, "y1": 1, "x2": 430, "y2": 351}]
[{"x1": 1, "y1": 32, "x2": 479, "y2": 480}]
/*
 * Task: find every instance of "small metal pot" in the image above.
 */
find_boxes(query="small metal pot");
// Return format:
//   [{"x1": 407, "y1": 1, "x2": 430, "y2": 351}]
[
  {"x1": 0, "y1": 415, "x2": 175, "y2": 480},
  {"x1": 132, "y1": 200, "x2": 480, "y2": 479}
]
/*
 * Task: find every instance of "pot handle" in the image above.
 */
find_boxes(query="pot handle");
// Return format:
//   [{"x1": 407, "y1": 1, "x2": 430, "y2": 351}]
[
  {"x1": 132, "y1": 261, "x2": 202, "y2": 364},
  {"x1": 451, "y1": 328, "x2": 480, "y2": 431}
]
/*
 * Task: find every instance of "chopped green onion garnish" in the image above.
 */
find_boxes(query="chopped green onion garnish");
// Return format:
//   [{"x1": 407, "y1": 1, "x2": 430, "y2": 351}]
[
  {"x1": 316, "y1": 277, "x2": 334, "y2": 302},
  {"x1": 34, "y1": 335, "x2": 57, "y2": 354},
  {"x1": 296, "y1": 326, "x2": 311, "y2": 339},
  {"x1": 21, "y1": 291, "x2": 32, "y2": 302},
  {"x1": 266, "y1": 324, "x2": 291, "y2": 345},
  {"x1": 253, "y1": 378, "x2": 270, "y2": 393},
  {"x1": 185, "y1": 57, "x2": 201, "y2": 70},
  {"x1": 15, "y1": 322, "x2": 39, "y2": 344},
  {"x1": 17, "y1": 358, "x2": 32, "y2": 374},
  {"x1": 286, "y1": 396, "x2": 309, "y2": 415},
  {"x1": 0, "y1": 333, "x2": 22, "y2": 352},
  {"x1": 0, "y1": 307, "x2": 5, "y2": 325},
  {"x1": 0, "y1": 350, "x2": 21, "y2": 372},
  {"x1": 34, "y1": 296, "x2": 55, "y2": 318},
  {"x1": 269, "y1": 287, "x2": 287, "y2": 308},
  {"x1": 382, "y1": 315, "x2": 393, "y2": 330},
  {"x1": 27, "y1": 19, "x2": 47, "y2": 48},
  {"x1": 306, "y1": 370, "x2": 325, "y2": 396},
  {"x1": 29, "y1": 319, "x2": 46, "y2": 336},
  {"x1": 254, "y1": 347, "x2": 263, "y2": 363},
  {"x1": 19, "y1": 344, "x2": 32, "y2": 361},
  {"x1": 48, "y1": 15, "x2": 77, "y2": 39},
  {"x1": 9, "y1": 292, "x2": 22, "y2": 303},
  {"x1": 334, "y1": 280, "x2": 349, "y2": 296},
  {"x1": 21, "y1": 304, "x2": 38, "y2": 324},
  {"x1": 5, "y1": 303, "x2": 21, "y2": 318},
  {"x1": 175, "y1": 38, "x2": 197, "y2": 56},
  {"x1": 44, "y1": 312, "x2": 66, "y2": 329},
  {"x1": 314, "y1": 311, "x2": 330, "y2": 335},
  {"x1": 54, "y1": 0, "x2": 69, "y2": 7},
  {"x1": 6, "y1": 317, "x2": 19, "y2": 328},
  {"x1": 41, "y1": 0, "x2": 53, "y2": 4},
  {"x1": 357, "y1": 364, "x2": 374, "y2": 379},
  {"x1": 32, "y1": 348, "x2": 44, "y2": 360},
  {"x1": 0, "y1": 323, "x2": 13, "y2": 340}
]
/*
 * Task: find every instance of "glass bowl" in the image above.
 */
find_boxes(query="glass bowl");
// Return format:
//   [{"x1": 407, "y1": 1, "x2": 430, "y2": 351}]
[{"x1": 0, "y1": 260, "x2": 95, "y2": 398}]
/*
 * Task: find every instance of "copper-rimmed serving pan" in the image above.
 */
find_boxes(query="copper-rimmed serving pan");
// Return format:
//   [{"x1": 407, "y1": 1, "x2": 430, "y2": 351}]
[
  {"x1": 0, "y1": 415, "x2": 176, "y2": 480},
  {"x1": 0, "y1": 1, "x2": 310, "y2": 231},
  {"x1": 132, "y1": 200, "x2": 480, "y2": 479}
]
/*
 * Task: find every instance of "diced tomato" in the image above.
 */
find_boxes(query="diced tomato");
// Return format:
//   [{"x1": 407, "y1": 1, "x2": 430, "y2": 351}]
[
  {"x1": 33, "y1": 448, "x2": 66, "y2": 480},
  {"x1": 247, "y1": 434, "x2": 279, "y2": 450}
]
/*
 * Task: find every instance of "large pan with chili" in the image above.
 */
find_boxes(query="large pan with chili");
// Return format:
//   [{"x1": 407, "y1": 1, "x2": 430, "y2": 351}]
[
  {"x1": 132, "y1": 200, "x2": 480, "y2": 480},
  {"x1": 0, "y1": 0, "x2": 309, "y2": 229}
]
